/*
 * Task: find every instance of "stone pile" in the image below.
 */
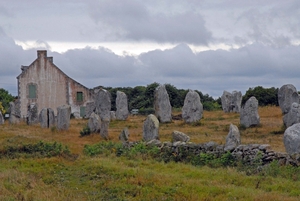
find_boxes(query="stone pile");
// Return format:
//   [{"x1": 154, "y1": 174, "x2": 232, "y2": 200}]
[
  {"x1": 154, "y1": 85, "x2": 172, "y2": 123},
  {"x1": 39, "y1": 108, "x2": 55, "y2": 128},
  {"x1": 240, "y1": 96, "x2": 260, "y2": 127},
  {"x1": 221, "y1": 90, "x2": 242, "y2": 113},
  {"x1": 182, "y1": 90, "x2": 203, "y2": 123},
  {"x1": 116, "y1": 91, "x2": 129, "y2": 121}
]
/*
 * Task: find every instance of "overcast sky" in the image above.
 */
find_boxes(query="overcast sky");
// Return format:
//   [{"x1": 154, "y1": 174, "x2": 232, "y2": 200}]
[{"x1": 1, "y1": 0, "x2": 300, "y2": 98}]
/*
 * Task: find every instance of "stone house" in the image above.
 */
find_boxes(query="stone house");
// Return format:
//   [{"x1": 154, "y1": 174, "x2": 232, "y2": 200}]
[{"x1": 17, "y1": 50, "x2": 93, "y2": 118}]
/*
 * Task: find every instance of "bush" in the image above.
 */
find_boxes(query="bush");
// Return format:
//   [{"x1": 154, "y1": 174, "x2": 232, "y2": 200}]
[{"x1": 80, "y1": 125, "x2": 91, "y2": 137}]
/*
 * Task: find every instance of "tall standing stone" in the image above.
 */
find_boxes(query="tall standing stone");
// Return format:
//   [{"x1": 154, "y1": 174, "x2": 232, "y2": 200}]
[
  {"x1": 221, "y1": 90, "x2": 242, "y2": 113},
  {"x1": 143, "y1": 114, "x2": 159, "y2": 141},
  {"x1": 240, "y1": 96, "x2": 260, "y2": 127},
  {"x1": 39, "y1": 108, "x2": 55, "y2": 128},
  {"x1": 57, "y1": 105, "x2": 71, "y2": 130},
  {"x1": 182, "y1": 90, "x2": 203, "y2": 123},
  {"x1": 26, "y1": 103, "x2": 38, "y2": 125},
  {"x1": 8, "y1": 102, "x2": 20, "y2": 124},
  {"x1": 154, "y1": 85, "x2": 172, "y2": 123},
  {"x1": 278, "y1": 84, "x2": 299, "y2": 114},
  {"x1": 95, "y1": 89, "x2": 111, "y2": 120},
  {"x1": 284, "y1": 123, "x2": 300, "y2": 155},
  {"x1": 0, "y1": 111, "x2": 4, "y2": 125},
  {"x1": 116, "y1": 91, "x2": 129, "y2": 121},
  {"x1": 224, "y1": 124, "x2": 241, "y2": 151},
  {"x1": 88, "y1": 112, "x2": 101, "y2": 133},
  {"x1": 85, "y1": 101, "x2": 95, "y2": 118}
]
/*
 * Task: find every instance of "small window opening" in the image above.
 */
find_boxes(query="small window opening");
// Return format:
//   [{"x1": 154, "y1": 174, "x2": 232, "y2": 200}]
[{"x1": 77, "y1": 92, "x2": 83, "y2": 102}]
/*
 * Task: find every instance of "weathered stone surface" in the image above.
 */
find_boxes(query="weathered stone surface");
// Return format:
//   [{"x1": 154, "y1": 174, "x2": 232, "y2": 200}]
[
  {"x1": 39, "y1": 108, "x2": 55, "y2": 128},
  {"x1": 240, "y1": 96, "x2": 260, "y2": 127},
  {"x1": 154, "y1": 85, "x2": 172, "y2": 123},
  {"x1": 119, "y1": 127, "x2": 130, "y2": 143},
  {"x1": 143, "y1": 114, "x2": 159, "y2": 141},
  {"x1": 57, "y1": 105, "x2": 71, "y2": 130},
  {"x1": 110, "y1": 111, "x2": 116, "y2": 121},
  {"x1": 85, "y1": 102, "x2": 95, "y2": 118},
  {"x1": 26, "y1": 103, "x2": 38, "y2": 125},
  {"x1": 284, "y1": 123, "x2": 300, "y2": 155},
  {"x1": 221, "y1": 91, "x2": 242, "y2": 113},
  {"x1": 88, "y1": 112, "x2": 101, "y2": 133},
  {"x1": 0, "y1": 111, "x2": 4, "y2": 125},
  {"x1": 8, "y1": 102, "x2": 20, "y2": 124},
  {"x1": 100, "y1": 118, "x2": 110, "y2": 139},
  {"x1": 224, "y1": 124, "x2": 241, "y2": 151},
  {"x1": 95, "y1": 89, "x2": 111, "y2": 120},
  {"x1": 172, "y1": 130, "x2": 190, "y2": 142},
  {"x1": 182, "y1": 90, "x2": 203, "y2": 123},
  {"x1": 278, "y1": 84, "x2": 299, "y2": 114},
  {"x1": 283, "y1": 102, "x2": 300, "y2": 128},
  {"x1": 116, "y1": 91, "x2": 129, "y2": 120}
]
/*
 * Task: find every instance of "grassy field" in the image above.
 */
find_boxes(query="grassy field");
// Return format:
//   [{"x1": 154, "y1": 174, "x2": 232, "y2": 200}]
[{"x1": 0, "y1": 106, "x2": 299, "y2": 200}]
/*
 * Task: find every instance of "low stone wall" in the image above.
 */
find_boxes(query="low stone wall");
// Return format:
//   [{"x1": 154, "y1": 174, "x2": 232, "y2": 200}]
[{"x1": 126, "y1": 140, "x2": 300, "y2": 167}]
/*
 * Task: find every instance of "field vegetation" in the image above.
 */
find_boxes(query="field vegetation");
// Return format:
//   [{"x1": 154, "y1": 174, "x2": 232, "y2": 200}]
[{"x1": 1, "y1": 106, "x2": 300, "y2": 200}]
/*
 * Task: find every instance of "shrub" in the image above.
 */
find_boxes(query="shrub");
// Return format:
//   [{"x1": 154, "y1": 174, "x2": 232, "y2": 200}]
[{"x1": 80, "y1": 125, "x2": 91, "y2": 137}]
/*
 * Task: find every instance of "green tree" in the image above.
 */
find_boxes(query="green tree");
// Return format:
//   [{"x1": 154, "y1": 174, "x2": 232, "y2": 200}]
[
  {"x1": 242, "y1": 86, "x2": 278, "y2": 106},
  {"x1": 0, "y1": 88, "x2": 15, "y2": 113}
]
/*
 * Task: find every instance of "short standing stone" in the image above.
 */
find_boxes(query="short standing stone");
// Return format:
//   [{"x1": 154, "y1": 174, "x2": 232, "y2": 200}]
[
  {"x1": 221, "y1": 91, "x2": 232, "y2": 113},
  {"x1": 88, "y1": 112, "x2": 101, "y2": 133},
  {"x1": 182, "y1": 90, "x2": 203, "y2": 123},
  {"x1": 57, "y1": 105, "x2": 71, "y2": 130},
  {"x1": 8, "y1": 102, "x2": 20, "y2": 124},
  {"x1": 232, "y1": 91, "x2": 242, "y2": 113},
  {"x1": 172, "y1": 130, "x2": 190, "y2": 142},
  {"x1": 119, "y1": 127, "x2": 130, "y2": 143},
  {"x1": 85, "y1": 101, "x2": 95, "y2": 118},
  {"x1": 278, "y1": 84, "x2": 299, "y2": 114},
  {"x1": 283, "y1": 102, "x2": 300, "y2": 128},
  {"x1": 95, "y1": 89, "x2": 111, "y2": 120},
  {"x1": 26, "y1": 103, "x2": 38, "y2": 125},
  {"x1": 39, "y1": 108, "x2": 55, "y2": 128},
  {"x1": 284, "y1": 123, "x2": 300, "y2": 154},
  {"x1": 224, "y1": 124, "x2": 241, "y2": 151},
  {"x1": 143, "y1": 114, "x2": 159, "y2": 141},
  {"x1": 154, "y1": 85, "x2": 172, "y2": 123},
  {"x1": 116, "y1": 91, "x2": 129, "y2": 120},
  {"x1": 240, "y1": 96, "x2": 260, "y2": 127},
  {"x1": 0, "y1": 111, "x2": 4, "y2": 125},
  {"x1": 100, "y1": 118, "x2": 110, "y2": 139}
]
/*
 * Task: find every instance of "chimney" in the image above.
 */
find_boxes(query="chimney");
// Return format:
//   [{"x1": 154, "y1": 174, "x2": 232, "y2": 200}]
[
  {"x1": 37, "y1": 50, "x2": 47, "y2": 58},
  {"x1": 47, "y1": 57, "x2": 53, "y2": 63}
]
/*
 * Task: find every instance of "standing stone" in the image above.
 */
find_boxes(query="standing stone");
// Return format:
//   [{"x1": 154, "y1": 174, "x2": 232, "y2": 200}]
[
  {"x1": 0, "y1": 111, "x2": 4, "y2": 125},
  {"x1": 8, "y1": 102, "x2": 20, "y2": 124},
  {"x1": 283, "y1": 102, "x2": 300, "y2": 128},
  {"x1": 100, "y1": 118, "x2": 110, "y2": 139},
  {"x1": 88, "y1": 112, "x2": 101, "y2": 133},
  {"x1": 57, "y1": 105, "x2": 71, "y2": 130},
  {"x1": 240, "y1": 96, "x2": 260, "y2": 127},
  {"x1": 39, "y1": 108, "x2": 55, "y2": 128},
  {"x1": 232, "y1": 91, "x2": 242, "y2": 113},
  {"x1": 154, "y1": 85, "x2": 172, "y2": 123},
  {"x1": 119, "y1": 127, "x2": 130, "y2": 143},
  {"x1": 85, "y1": 101, "x2": 95, "y2": 118},
  {"x1": 110, "y1": 111, "x2": 116, "y2": 121},
  {"x1": 95, "y1": 89, "x2": 111, "y2": 120},
  {"x1": 182, "y1": 90, "x2": 203, "y2": 123},
  {"x1": 172, "y1": 130, "x2": 190, "y2": 142},
  {"x1": 278, "y1": 84, "x2": 299, "y2": 114},
  {"x1": 221, "y1": 91, "x2": 232, "y2": 113},
  {"x1": 221, "y1": 91, "x2": 242, "y2": 113},
  {"x1": 224, "y1": 124, "x2": 241, "y2": 151},
  {"x1": 116, "y1": 91, "x2": 129, "y2": 120},
  {"x1": 143, "y1": 114, "x2": 159, "y2": 141},
  {"x1": 26, "y1": 103, "x2": 38, "y2": 125},
  {"x1": 284, "y1": 123, "x2": 300, "y2": 154}
]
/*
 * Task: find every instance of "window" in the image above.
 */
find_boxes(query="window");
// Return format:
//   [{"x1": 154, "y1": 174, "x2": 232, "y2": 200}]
[
  {"x1": 77, "y1": 92, "x2": 83, "y2": 102},
  {"x1": 28, "y1": 84, "x2": 37, "y2": 99}
]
